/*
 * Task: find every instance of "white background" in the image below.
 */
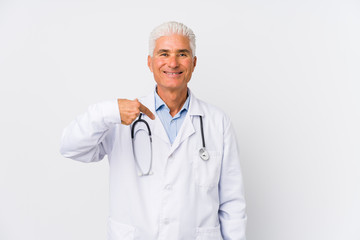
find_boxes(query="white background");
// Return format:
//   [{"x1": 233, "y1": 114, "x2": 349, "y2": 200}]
[{"x1": 0, "y1": 0, "x2": 359, "y2": 239}]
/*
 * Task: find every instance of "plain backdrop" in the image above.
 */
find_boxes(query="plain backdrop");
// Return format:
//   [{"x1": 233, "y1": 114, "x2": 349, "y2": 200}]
[{"x1": 0, "y1": 0, "x2": 359, "y2": 239}]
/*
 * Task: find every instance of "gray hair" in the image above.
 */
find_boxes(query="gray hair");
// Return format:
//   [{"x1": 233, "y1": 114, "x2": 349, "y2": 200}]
[{"x1": 149, "y1": 21, "x2": 196, "y2": 57}]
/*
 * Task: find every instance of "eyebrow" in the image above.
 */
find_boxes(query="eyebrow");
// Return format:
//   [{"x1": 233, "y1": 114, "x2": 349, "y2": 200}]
[
  {"x1": 156, "y1": 49, "x2": 191, "y2": 54},
  {"x1": 178, "y1": 49, "x2": 191, "y2": 54}
]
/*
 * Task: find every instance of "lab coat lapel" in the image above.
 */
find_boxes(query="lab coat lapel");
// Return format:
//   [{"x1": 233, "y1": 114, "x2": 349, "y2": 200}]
[
  {"x1": 169, "y1": 90, "x2": 204, "y2": 155},
  {"x1": 139, "y1": 89, "x2": 205, "y2": 152},
  {"x1": 169, "y1": 114, "x2": 195, "y2": 154},
  {"x1": 152, "y1": 116, "x2": 170, "y2": 144},
  {"x1": 139, "y1": 92, "x2": 170, "y2": 145}
]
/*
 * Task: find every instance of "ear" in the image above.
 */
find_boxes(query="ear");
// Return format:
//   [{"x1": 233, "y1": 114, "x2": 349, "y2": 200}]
[
  {"x1": 147, "y1": 55, "x2": 153, "y2": 72},
  {"x1": 192, "y1": 56, "x2": 197, "y2": 71}
]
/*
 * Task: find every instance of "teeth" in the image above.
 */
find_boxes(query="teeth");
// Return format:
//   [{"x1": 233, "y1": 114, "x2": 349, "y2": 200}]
[{"x1": 165, "y1": 72, "x2": 181, "y2": 75}]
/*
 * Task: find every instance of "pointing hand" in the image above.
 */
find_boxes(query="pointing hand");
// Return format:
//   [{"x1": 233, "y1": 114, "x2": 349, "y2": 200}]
[{"x1": 117, "y1": 99, "x2": 155, "y2": 125}]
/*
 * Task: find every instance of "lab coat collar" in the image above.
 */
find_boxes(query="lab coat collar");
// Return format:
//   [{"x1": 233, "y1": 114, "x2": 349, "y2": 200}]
[
  {"x1": 138, "y1": 87, "x2": 204, "y2": 153},
  {"x1": 187, "y1": 89, "x2": 204, "y2": 117},
  {"x1": 139, "y1": 88, "x2": 204, "y2": 117}
]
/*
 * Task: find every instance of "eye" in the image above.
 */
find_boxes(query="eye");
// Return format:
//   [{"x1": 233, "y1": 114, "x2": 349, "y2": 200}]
[
  {"x1": 179, "y1": 53, "x2": 187, "y2": 57},
  {"x1": 160, "y1": 53, "x2": 168, "y2": 57}
]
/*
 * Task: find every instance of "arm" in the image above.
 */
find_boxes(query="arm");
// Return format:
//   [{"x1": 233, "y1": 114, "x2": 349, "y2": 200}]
[
  {"x1": 59, "y1": 101, "x2": 121, "y2": 163},
  {"x1": 219, "y1": 119, "x2": 247, "y2": 240},
  {"x1": 59, "y1": 99, "x2": 155, "y2": 163}
]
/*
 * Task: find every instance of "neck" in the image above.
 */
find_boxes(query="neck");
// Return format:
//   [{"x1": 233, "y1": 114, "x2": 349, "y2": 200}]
[{"x1": 157, "y1": 87, "x2": 188, "y2": 117}]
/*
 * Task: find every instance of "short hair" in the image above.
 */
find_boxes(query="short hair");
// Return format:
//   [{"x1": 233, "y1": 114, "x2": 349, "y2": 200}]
[{"x1": 149, "y1": 21, "x2": 196, "y2": 57}]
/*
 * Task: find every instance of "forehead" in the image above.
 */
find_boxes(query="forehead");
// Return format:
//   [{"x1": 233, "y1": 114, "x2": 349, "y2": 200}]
[{"x1": 154, "y1": 34, "x2": 191, "y2": 51}]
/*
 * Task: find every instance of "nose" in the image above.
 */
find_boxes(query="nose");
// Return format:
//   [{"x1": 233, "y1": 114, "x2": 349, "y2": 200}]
[{"x1": 167, "y1": 55, "x2": 179, "y2": 68}]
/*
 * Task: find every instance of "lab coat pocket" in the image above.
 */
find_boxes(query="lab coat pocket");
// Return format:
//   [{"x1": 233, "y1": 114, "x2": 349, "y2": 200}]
[
  {"x1": 196, "y1": 225, "x2": 223, "y2": 240},
  {"x1": 108, "y1": 218, "x2": 135, "y2": 240},
  {"x1": 193, "y1": 151, "x2": 222, "y2": 190}
]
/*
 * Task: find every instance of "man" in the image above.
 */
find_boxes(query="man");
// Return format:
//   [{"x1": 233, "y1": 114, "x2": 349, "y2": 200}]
[{"x1": 60, "y1": 21, "x2": 246, "y2": 240}]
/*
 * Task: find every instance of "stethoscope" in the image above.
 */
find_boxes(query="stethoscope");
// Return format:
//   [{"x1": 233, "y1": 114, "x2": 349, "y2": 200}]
[{"x1": 131, "y1": 114, "x2": 209, "y2": 177}]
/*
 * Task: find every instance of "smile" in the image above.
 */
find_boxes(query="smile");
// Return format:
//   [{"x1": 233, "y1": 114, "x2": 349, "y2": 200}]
[{"x1": 164, "y1": 71, "x2": 183, "y2": 75}]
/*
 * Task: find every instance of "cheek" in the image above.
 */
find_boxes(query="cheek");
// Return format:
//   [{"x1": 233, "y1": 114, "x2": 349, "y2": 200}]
[
  {"x1": 185, "y1": 61, "x2": 195, "y2": 72},
  {"x1": 153, "y1": 61, "x2": 165, "y2": 71}
]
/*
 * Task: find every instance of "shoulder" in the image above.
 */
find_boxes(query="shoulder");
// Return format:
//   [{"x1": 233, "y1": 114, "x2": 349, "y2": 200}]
[
  {"x1": 191, "y1": 93, "x2": 232, "y2": 131},
  {"x1": 197, "y1": 97, "x2": 227, "y2": 115},
  {"x1": 191, "y1": 92, "x2": 230, "y2": 118}
]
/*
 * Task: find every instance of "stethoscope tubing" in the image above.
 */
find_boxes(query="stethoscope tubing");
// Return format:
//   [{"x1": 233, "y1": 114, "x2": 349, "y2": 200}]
[
  {"x1": 131, "y1": 114, "x2": 153, "y2": 176},
  {"x1": 199, "y1": 116, "x2": 205, "y2": 148},
  {"x1": 131, "y1": 114, "x2": 208, "y2": 176}
]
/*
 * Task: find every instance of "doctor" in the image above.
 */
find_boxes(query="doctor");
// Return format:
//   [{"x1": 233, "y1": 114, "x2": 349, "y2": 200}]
[{"x1": 60, "y1": 21, "x2": 246, "y2": 239}]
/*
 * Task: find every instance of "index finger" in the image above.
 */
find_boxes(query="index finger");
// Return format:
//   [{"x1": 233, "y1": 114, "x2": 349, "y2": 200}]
[{"x1": 139, "y1": 102, "x2": 155, "y2": 120}]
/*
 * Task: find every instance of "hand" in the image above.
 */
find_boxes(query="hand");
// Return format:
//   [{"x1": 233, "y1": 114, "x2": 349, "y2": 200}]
[{"x1": 117, "y1": 99, "x2": 155, "y2": 125}]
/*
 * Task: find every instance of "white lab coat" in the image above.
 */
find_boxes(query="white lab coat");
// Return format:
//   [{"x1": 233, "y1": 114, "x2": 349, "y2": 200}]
[{"x1": 60, "y1": 89, "x2": 247, "y2": 240}]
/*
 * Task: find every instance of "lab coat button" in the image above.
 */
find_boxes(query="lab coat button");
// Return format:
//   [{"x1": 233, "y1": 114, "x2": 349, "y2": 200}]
[
  {"x1": 163, "y1": 218, "x2": 170, "y2": 225},
  {"x1": 165, "y1": 184, "x2": 172, "y2": 190}
]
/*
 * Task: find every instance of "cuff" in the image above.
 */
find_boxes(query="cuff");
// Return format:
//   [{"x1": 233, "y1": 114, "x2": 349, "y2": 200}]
[{"x1": 101, "y1": 100, "x2": 121, "y2": 125}]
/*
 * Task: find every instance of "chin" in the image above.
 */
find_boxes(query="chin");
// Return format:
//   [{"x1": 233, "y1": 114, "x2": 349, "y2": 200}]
[{"x1": 159, "y1": 83, "x2": 187, "y2": 92}]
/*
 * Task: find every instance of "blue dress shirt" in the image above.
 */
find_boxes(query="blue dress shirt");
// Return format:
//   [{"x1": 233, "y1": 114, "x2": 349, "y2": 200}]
[{"x1": 154, "y1": 90, "x2": 190, "y2": 144}]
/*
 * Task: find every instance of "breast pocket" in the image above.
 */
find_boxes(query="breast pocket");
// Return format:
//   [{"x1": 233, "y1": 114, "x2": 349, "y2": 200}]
[
  {"x1": 192, "y1": 151, "x2": 222, "y2": 190},
  {"x1": 108, "y1": 218, "x2": 135, "y2": 240},
  {"x1": 196, "y1": 225, "x2": 223, "y2": 240}
]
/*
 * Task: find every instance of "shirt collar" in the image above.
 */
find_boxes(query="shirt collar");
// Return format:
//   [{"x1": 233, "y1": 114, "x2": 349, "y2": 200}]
[{"x1": 154, "y1": 87, "x2": 190, "y2": 113}]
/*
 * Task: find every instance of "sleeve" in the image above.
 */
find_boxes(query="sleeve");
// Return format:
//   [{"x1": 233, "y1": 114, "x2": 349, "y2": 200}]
[
  {"x1": 59, "y1": 100, "x2": 121, "y2": 163},
  {"x1": 219, "y1": 118, "x2": 247, "y2": 240}
]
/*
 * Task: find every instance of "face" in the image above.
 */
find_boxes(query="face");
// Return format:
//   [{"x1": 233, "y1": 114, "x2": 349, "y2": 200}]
[{"x1": 148, "y1": 34, "x2": 197, "y2": 94}]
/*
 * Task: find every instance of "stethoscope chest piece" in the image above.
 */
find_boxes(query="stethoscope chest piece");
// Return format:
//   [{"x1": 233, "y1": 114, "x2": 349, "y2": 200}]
[{"x1": 199, "y1": 147, "x2": 210, "y2": 161}]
